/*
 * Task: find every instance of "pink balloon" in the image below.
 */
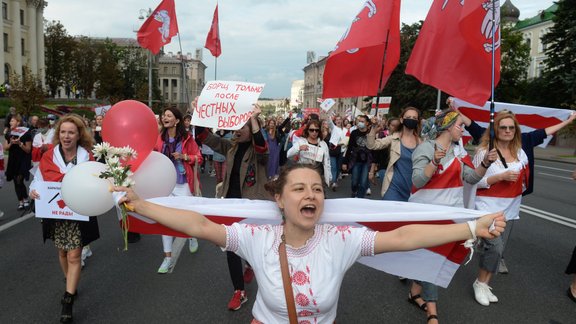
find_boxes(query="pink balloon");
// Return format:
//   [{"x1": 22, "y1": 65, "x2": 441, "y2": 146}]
[{"x1": 102, "y1": 100, "x2": 158, "y2": 171}]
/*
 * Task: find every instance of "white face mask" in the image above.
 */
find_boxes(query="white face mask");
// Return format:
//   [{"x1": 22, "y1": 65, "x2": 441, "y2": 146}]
[{"x1": 49, "y1": 120, "x2": 55, "y2": 126}]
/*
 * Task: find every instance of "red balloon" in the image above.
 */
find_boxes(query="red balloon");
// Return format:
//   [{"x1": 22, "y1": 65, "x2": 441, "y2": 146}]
[{"x1": 102, "y1": 100, "x2": 158, "y2": 171}]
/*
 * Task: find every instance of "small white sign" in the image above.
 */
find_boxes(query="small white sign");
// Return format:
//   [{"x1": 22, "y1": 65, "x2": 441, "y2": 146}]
[
  {"x1": 193, "y1": 81, "x2": 265, "y2": 130},
  {"x1": 10, "y1": 127, "x2": 29, "y2": 138},
  {"x1": 320, "y1": 98, "x2": 336, "y2": 112},
  {"x1": 35, "y1": 181, "x2": 90, "y2": 221}
]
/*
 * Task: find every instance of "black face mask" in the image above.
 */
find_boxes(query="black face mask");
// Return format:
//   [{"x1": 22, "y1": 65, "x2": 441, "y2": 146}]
[{"x1": 403, "y1": 119, "x2": 419, "y2": 130}]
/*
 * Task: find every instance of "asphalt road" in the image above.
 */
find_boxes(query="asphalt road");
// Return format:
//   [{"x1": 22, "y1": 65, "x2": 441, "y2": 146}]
[{"x1": 1, "y1": 159, "x2": 575, "y2": 323}]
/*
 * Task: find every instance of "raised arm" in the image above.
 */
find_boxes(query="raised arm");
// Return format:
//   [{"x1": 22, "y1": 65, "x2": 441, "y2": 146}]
[
  {"x1": 118, "y1": 188, "x2": 227, "y2": 247},
  {"x1": 374, "y1": 212, "x2": 505, "y2": 254},
  {"x1": 545, "y1": 112, "x2": 576, "y2": 136}
]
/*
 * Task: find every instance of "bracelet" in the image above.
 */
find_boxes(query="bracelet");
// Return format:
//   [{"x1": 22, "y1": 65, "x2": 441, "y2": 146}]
[
  {"x1": 431, "y1": 159, "x2": 439, "y2": 167},
  {"x1": 466, "y1": 220, "x2": 477, "y2": 241},
  {"x1": 481, "y1": 161, "x2": 490, "y2": 169}
]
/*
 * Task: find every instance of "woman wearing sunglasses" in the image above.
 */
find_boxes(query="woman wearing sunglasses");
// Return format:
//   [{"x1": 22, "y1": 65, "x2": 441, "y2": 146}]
[
  {"x1": 287, "y1": 119, "x2": 331, "y2": 187},
  {"x1": 471, "y1": 111, "x2": 528, "y2": 306}
]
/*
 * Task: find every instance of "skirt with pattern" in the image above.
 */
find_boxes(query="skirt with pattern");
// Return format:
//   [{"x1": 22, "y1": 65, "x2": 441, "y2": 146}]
[{"x1": 49, "y1": 220, "x2": 82, "y2": 251}]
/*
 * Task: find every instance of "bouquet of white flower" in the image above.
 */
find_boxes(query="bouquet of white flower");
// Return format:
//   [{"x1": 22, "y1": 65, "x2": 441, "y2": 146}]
[{"x1": 93, "y1": 142, "x2": 137, "y2": 250}]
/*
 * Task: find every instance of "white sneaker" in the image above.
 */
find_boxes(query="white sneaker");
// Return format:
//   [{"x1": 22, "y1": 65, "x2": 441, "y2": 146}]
[
  {"x1": 366, "y1": 188, "x2": 372, "y2": 196},
  {"x1": 473, "y1": 279, "x2": 497, "y2": 306},
  {"x1": 81, "y1": 246, "x2": 93, "y2": 261},
  {"x1": 189, "y1": 238, "x2": 199, "y2": 253},
  {"x1": 157, "y1": 257, "x2": 173, "y2": 274},
  {"x1": 0, "y1": 211, "x2": 4, "y2": 218}
]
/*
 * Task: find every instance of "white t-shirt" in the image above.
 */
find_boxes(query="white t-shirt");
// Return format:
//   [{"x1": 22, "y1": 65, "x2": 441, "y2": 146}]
[{"x1": 225, "y1": 223, "x2": 376, "y2": 323}]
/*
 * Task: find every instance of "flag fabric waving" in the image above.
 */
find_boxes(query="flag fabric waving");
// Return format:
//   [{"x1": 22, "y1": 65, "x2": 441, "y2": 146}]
[
  {"x1": 205, "y1": 5, "x2": 222, "y2": 58},
  {"x1": 118, "y1": 196, "x2": 486, "y2": 287},
  {"x1": 452, "y1": 98, "x2": 574, "y2": 147},
  {"x1": 406, "y1": 0, "x2": 501, "y2": 106},
  {"x1": 323, "y1": 0, "x2": 401, "y2": 98},
  {"x1": 137, "y1": 0, "x2": 179, "y2": 55}
]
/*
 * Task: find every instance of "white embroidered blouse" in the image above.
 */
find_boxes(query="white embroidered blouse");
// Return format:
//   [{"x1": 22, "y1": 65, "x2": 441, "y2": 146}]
[{"x1": 224, "y1": 223, "x2": 376, "y2": 323}]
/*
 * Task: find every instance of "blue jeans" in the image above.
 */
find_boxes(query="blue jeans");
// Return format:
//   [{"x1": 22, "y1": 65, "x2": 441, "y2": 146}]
[
  {"x1": 351, "y1": 162, "x2": 370, "y2": 198},
  {"x1": 414, "y1": 280, "x2": 438, "y2": 302},
  {"x1": 330, "y1": 154, "x2": 342, "y2": 184}
]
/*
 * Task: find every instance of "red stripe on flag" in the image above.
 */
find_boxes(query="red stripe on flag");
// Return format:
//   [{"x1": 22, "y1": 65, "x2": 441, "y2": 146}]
[
  {"x1": 359, "y1": 221, "x2": 468, "y2": 264},
  {"x1": 460, "y1": 107, "x2": 563, "y2": 129},
  {"x1": 125, "y1": 214, "x2": 246, "y2": 237}
]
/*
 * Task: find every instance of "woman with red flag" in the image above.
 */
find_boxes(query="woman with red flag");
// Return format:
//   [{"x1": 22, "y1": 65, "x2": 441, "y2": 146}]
[
  {"x1": 29, "y1": 114, "x2": 100, "y2": 323},
  {"x1": 471, "y1": 111, "x2": 528, "y2": 306},
  {"x1": 155, "y1": 107, "x2": 203, "y2": 274}
]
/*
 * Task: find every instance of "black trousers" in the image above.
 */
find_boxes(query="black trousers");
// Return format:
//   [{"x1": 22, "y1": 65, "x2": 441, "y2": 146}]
[
  {"x1": 13, "y1": 175, "x2": 28, "y2": 201},
  {"x1": 227, "y1": 251, "x2": 244, "y2": 291}
]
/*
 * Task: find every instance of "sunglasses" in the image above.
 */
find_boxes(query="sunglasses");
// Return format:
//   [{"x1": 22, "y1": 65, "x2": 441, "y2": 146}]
[
  {"x1": 308, "y1": 128, "x2": 320, "y2": 132},
  {"x1": 498, "y1": 125, "x2": 516, "y2": 131}
]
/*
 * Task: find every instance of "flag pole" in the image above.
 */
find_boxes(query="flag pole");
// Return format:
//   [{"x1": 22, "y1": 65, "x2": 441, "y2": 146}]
[
  {"x1": 177, "y1": 33, "x2": 190, "y2": 109},
  {"x1": 373, "y1": 29, "x2": 391, "y2": 118},
  {"x1": 488, "y1": 0, "x2": 498, "y2": 151},
  {"x1": 214, "y1": 57, "x2": 218, "y2": 80}
]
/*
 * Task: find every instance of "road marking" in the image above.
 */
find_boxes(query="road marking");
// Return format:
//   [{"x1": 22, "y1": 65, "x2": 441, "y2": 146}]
[
  {"x1": 0, "y1": 212, "x2": 35, "y2": 233},
  {"x1": 537, "y1": 172, "x2": 573, "y2": 180},
  {"x1": 535, "y1": 165, "x2": 572, "y2": 173},
  {"x1": 520, "y1": 204, "x2": 576, "y2": 229}
]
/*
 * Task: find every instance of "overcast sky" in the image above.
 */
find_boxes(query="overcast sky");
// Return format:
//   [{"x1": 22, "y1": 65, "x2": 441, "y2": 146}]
[{"x1": 44, "y1": 0, "x2": 554, "y2": 98}]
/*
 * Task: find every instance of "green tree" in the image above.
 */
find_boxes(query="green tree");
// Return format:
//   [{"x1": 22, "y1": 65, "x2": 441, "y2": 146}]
[
  {"x1": 95, "y1": 40, "x2": 125, "y2": 104},
  {"x1": 542, "y1": 0, "x2": 576, "y2": 107},
  {"x1": 9, "y1": 67, "x2": 45, "y2": 117},
  {"x1": 381, "y1": 22, "x2": 439, "y2": 117},
  {"x1": 71, "y1": 37, "x2": 99, "y2": 99},
  {"x1": 44, "y1": 21, "x2": 75, "y2": 98},
  {"x1": 495, "y1": 24, "x2": 531, "y2": 103},
  {"x1": 118, "y1": 44, "x2": 148, "y2": 100}
]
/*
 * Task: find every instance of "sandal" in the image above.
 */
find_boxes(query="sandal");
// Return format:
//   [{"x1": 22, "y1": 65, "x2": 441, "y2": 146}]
[
  {"x1": 427, "y1": 314, "x2": 438, "y2": 323},
  {"x1": 408, "y1": 292, "x2": 428, "y2": 311}
]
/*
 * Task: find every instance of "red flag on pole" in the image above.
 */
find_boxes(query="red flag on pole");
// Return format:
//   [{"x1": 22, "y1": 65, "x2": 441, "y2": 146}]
[
  {"x1": 205, "y1": 5, "x2": 222, "y2": 58},
  {"x1": 322, "y1": 0, "x2": 401, "y2": 98},
  {"x1": 137, "y1": 0, "x2": 179, "y2": 55},
  {"x1": 406, "y1": 0, "x2": 500, "y2": 106}
]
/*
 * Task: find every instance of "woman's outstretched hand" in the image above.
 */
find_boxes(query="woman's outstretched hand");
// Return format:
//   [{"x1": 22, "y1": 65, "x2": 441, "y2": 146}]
[
  {"x1": 114, "y1": 186, "x2": 142, "y2": 212},
  {"x1": 476, "y1": 212, "x2": 506, "y2": 239}
]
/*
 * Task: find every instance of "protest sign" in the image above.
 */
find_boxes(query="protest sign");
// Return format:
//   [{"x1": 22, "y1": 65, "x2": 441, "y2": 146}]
[
  {"x1": 94, "y1": 105, "x2": 112, "y2": 116},
  {"x1": 320, "y1": 98, "x2": 336, "y2": 112},
  {"x1": 303, "y1": 107, "x2": 320, "y2": 117},
  {"x1": 35, "y1": 181, "x2": 90, "y2": 221},
  {"x1": 193, "y1": 81, "x2": 265, "y2": 130}
]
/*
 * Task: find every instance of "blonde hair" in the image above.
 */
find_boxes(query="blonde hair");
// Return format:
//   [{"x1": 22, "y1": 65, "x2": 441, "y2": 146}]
[
  {"x1": 53, "y1": 114, "x2": 94, "y2": 151},
  {"x1": 479, "y1": 111, "x2": 521, "y2": 154}
]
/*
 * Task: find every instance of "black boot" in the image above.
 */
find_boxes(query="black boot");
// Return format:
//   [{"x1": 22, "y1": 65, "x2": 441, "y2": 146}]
[{"x1": 60, "y1": 291, "x2": 75, "y2": 323}]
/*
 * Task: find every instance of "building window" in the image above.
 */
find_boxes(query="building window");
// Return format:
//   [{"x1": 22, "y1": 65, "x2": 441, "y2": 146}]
[
  {"x1": 163, "y1": 66, "x2": 168, "y2": 73},
  {"x1": 2, "y1": 3, "x2": 7, "y2": 20},
  {"x1": 171, "y1": 79, "x2": 177, "y2": 87},
  {"x1": 21, "y1": 38, "x2": 25, "y2": 55},
  {"x1": 3, "y1": 33, "x2": 7, "y2": 52},
  {"x1": 19, "y1": 9, "x2": 23, "y2": 25},
  {"x1": 172, "y1": 67, "x2": 176, "y2": 74},
  {"x1": 4, "y1": 63, "x2": 9, "y2": 82}
]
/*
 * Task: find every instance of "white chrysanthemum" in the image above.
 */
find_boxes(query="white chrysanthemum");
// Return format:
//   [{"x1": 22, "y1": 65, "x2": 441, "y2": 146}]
[
  {"x1": 107, "y1": 156, "x2": 120, "y2": 167},
  {"x1": 121, "y1": 146, "x2": 138, "y2": 161},
  {"x1": 108, "y1": 147, "x2": 121, "y2": 157},
  {"x1": 92, "y1": 142, "x2": 111, "y2": 159}
]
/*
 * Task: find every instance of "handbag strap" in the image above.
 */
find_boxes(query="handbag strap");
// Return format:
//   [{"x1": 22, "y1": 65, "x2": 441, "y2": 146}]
[{"x1": 279, "y1": 234, "x2": 298, "y2": 324}]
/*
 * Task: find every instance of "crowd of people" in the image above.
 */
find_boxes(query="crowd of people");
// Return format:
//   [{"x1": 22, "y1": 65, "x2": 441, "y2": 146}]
[{"x1": 1, "y1": 99, "x2": 576, "y2": 323}]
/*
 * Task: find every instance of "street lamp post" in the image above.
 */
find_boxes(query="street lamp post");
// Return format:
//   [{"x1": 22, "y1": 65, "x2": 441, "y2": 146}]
[{"x1": 138, "y1": 8, "x2": 153, "y2": 108}]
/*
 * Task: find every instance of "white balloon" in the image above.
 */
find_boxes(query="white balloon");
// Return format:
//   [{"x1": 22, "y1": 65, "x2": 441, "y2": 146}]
[
  {"x1": 132, "y1": 151, "x2": 177, "y2": 199},
  {"x1": 61, "y1": 161, "x2": 115, "y2": 216}
]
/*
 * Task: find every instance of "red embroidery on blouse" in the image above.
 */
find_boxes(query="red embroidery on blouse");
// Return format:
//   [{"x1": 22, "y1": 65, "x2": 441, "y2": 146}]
[
  {"x1": 296, "y1": 293, "x2": 310, "y2": 306},
  {"x1": 298, "y1": 310, "x2": 314, "y2": 317},
  {"x1": 292, "y1": 271, "x2": 309, "y2": 286},
  {"x1": 331, "y1": 225, "x2": 352, "y2": 241}
]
